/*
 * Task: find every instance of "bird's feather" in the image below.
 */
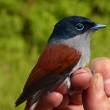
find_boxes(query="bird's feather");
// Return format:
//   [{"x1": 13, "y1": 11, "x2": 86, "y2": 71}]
[{"x1": 15, "y1": 44, "x2": 81, "y2": 107}]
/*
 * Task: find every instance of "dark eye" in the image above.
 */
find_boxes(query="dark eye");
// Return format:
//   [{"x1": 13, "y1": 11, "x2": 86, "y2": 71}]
[{"x1": 75, "y1": 23, "x2": 84, "y2": 31}]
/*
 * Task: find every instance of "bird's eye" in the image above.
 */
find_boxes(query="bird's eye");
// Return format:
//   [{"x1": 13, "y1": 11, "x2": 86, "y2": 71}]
[{"x1": 75, "y1": 23, "x2": 84, "y2": 31}]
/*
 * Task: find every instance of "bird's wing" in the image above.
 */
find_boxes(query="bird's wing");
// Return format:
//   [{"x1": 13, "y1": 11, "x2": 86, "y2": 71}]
[{"x1": 16, "y1": 44, "x2": 81, "y2": 106}]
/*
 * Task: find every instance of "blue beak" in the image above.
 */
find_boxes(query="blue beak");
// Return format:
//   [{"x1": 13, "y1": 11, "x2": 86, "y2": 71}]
[{"x1": 90, "y1": 24, "x2": 106, "y2": 30}]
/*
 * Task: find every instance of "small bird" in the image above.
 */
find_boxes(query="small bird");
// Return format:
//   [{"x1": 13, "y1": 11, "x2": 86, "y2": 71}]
[{"x1": 15, "y1": 16, "x2": 106, "y2": 109}]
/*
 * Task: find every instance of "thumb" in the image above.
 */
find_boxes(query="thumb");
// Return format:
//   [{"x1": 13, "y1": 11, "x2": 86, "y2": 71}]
[
  {"x1": 35, "y1": 92, "x2": 63, "y2": 110},
  {"x1": 82, "y1": 73, "x2": 106, "y2": 110}
]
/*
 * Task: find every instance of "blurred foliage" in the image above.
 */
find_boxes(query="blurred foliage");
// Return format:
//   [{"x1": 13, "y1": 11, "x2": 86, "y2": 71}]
[{"x1": 0, "y1": 0, "x2": 110, "y2": 110}]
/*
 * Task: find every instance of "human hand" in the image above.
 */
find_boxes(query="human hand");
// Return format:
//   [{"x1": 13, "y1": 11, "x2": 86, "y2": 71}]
[
  {"x1": 34, "y1": 68, "x2": 92, "y2": 110},
  {"x1": 31, "y1": 57, "x2": 110, "y2": 110},
  {"x1": 83, "y1": 57, "x2": 110, "y2": 110}
]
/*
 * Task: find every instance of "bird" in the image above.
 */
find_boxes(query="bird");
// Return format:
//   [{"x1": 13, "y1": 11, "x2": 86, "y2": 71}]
[{"x1": 15, "y1": 16, "x2": 106, "y2": 110}]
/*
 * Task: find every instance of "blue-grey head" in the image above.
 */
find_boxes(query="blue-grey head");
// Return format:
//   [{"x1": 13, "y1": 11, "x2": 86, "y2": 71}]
[
  {"x1": 48, "y1": 16, "x2": 106, "y2": 44},
  {"x1": 48, "y1": 16, "x2": 106, "y2": 67}
]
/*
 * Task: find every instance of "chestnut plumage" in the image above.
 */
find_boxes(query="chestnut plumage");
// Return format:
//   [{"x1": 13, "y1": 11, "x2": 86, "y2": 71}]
[{"x1": 16, "y1": 44, "x2": 81, "y2": 106}]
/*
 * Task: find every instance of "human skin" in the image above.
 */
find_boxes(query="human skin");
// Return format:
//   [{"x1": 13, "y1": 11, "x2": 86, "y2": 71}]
[{"x1": 33, "y1": 57, "x2": 110, "y2": 110}]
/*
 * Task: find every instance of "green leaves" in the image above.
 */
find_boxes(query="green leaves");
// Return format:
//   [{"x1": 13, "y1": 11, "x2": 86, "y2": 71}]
[{"x1": 0, "y1": 0, "x2": 110, "y2": 110}]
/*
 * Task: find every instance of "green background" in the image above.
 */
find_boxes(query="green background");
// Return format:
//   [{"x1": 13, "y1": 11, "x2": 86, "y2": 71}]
[{"x1": 0, "y1": 0, "x2": 110, "y2": 110}]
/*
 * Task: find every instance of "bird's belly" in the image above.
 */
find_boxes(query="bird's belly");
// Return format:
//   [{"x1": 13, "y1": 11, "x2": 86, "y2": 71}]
[
  {"x1": 64, "y1": 56, "x2": 89, "y2": 89},
  {"x1": 70, "y1": 54, "x2": 90, "y2": 75}
]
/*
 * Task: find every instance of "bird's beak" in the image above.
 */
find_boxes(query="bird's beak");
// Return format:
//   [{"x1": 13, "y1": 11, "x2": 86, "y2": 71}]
[{"x1": 90, "y1": 24, "x2": 106, "y2": 30}]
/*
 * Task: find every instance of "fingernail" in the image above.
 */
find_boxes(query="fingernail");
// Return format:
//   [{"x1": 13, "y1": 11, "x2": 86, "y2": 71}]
[
  {"x1": 93, "y1": 74, "x2": 99, "y2": 83},
  {"x1": 93, "y1": 73, "x2": 103, "y2": 90},
  {"x1": 74, "y1": 67, "x2": 91, "y2": 75},
  {"x1": 104, "y1": 79, "x2": 110, "y2": 96}
]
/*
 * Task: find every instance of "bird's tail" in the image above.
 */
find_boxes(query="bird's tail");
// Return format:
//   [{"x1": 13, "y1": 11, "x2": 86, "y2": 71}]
[
  {"x1": 15, "y1": 90, "x2": 42, "y2": 107},
  {"x1": 15, "y1": 92, "x2": 27, "y2": 107},
  {"x1": 24, "y1": 97, "x2": 38, "y2": 110}
]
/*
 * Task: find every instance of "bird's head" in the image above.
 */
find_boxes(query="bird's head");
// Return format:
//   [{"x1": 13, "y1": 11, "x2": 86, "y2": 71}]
[{"x1": 48, "y1": 16, "x2": 106, "y2": 43}]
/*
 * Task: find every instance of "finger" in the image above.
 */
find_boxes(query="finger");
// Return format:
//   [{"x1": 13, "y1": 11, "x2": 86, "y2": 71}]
[
  {"x1": 104, "y1": 79, "x2": 110, "y2": 96},
  {"x1": 90, "y1": 57, "x2": 110, "y2": 78},
  {"x1": 66, "y1": 105, "x2": 84, "y2": 110},
  {"x1": 90, "y1": 57, "x2": 110, "y2": 96},
  {"x1": 71, "y1": 67, "x2": 92, "y2": 89},
  {"x1": 35, "y1": 92, "x2": 63, "y2": 110},
  {"x1": 56, "y1": 83, "x2": 68, "y2": 95},
  {"x1": 69, "y1": 90, "x2": 82, "y2": 105},
  {"x1": 82, "y1": 73, "x2": 107, "y2": 110},
  {"x1": 56, "y1": 94, "x2": 69, "y2": 110},
  {"x1": 56, "y1": 105, "x2": 84, "y2": 110},
  {"x1": 69, "y1": 68, "x2": 92, "y2": 105}
]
